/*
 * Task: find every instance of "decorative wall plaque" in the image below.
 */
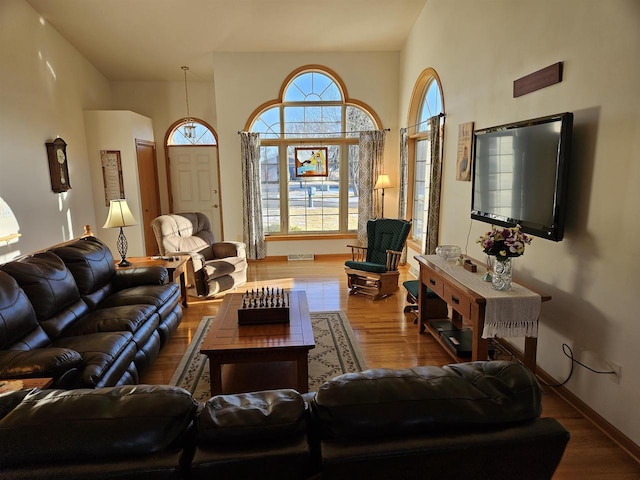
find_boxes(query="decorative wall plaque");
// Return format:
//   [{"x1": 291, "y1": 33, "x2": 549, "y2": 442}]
[
  {"x1": 456, "y1": 122, "x2": 474, "y2": 181},
  {"x1": 100, "y1": 150, "x2": 125, "y2": 206},
  {"x1": 514, "y1": 62, "x2": 563, "y2": 98}
]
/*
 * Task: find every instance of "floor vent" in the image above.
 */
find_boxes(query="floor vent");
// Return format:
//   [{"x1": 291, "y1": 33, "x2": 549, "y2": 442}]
[
  {"x1": 287, "y1": 253, "x2": 315, "y2": 261},
  {"x1": 409, "y1": 266, "x2": 419, "y2": 278}
]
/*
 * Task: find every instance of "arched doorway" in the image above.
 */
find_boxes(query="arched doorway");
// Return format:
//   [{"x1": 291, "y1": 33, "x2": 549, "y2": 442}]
[{"x1": 164, "y1": 118, "x2": 223, "y2": 240}]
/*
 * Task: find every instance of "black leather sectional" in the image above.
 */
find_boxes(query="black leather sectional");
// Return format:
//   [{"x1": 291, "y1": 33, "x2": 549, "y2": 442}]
[
  {"x1": 0, "y1": 235, "x2": 182, "y2": 388},
  {"x1": 0, "y1": 361, "x2": 570, "y2": 479}
]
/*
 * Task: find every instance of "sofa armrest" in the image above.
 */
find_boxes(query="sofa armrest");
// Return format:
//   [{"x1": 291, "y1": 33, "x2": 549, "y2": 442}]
[
  {"x1": 0, "y1": 348, "x2": 82, "y2": 380},
  {"x1": 211, "y1": 241, "x2": 246, "y2": 261},
  {"x1": 0, "y1": 385, "x2": 198, "y2": 468},
  {"x1": 113, "y1": 266, "x2": 169, "y2": 289}
]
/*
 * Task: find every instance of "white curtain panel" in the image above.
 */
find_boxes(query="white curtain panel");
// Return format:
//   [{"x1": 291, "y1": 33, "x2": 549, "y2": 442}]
[{"x1": 240, "y1": 131, "x2": 266, "y2": 260}]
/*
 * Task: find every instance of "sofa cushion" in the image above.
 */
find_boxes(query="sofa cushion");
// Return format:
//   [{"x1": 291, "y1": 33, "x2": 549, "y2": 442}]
[
  {"x1": 64, "y1": 304, "x2": 158, "y2": 336},
  {"x1": 0, "y1": 271, "x2": 49, "y2": 349},
  {"x1": 344, "y1": 260, "x2": 387, "y2": 274},
  {"x1": 99, "y1": 283, "x2": 180, "y2": 310},
  {"x1": 0, "y1": 385, "x2": 197, "y2": 467},
  {"x1": 52, "y1": 331, "x2": 135, "y2": 388},
  {"x1": 51, "y1": 236, "x2": 116, "y2": 300},
  {"x1": 0, "y1": 252, "x2": 85, "y2": 321},
  {"x1": 312, "y1": 361, "x2": 542, "y2": 440},
  {"x1": 197, "y1": 389, "x2": 306, "y2": 445},
  {"x1": 0, "y1": 348, "x2": 82, "y2": 379}
]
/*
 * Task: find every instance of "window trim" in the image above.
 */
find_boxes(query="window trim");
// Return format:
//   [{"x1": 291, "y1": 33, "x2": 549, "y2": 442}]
[
  {"x1": 406, "y1": 68, "x2": 445, "y2": 250},
  {"x1": 246, "y1": 65, "x2": 382, "y2": 236}
]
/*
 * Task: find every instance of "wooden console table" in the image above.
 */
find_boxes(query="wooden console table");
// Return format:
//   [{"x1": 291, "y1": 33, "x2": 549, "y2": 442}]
[{"x1": 416, "y1": 255, "x2": 551, "y2": 372}]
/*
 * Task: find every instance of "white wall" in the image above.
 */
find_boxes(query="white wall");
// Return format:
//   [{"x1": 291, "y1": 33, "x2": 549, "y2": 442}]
[
  {"x1": 111, "y1": 79, "x2": 218, "y2": 214},
  {"x1": 0, "y1": 0, "x2": 111, "y2": 259},
  {"x1": 84, "y1": 110, "x2": 155, "y2": 257},
  {"x1": 400, "y1": 0, "x2": 640, "y2": 445}
]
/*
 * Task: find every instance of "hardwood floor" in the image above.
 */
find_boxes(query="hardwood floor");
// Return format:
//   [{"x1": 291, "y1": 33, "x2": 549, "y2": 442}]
[{"x1": 140, "y1": 257, "x2": 640, "y2": 479}]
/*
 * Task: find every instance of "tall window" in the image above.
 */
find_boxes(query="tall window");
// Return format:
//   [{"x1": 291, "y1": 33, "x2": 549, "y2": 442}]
[
  {"x1": 408, "y1": 69, "x2": 444, "y2": 249},
  {"x1": 249, "y1": 67, "x2": 379, "y2": 234}
]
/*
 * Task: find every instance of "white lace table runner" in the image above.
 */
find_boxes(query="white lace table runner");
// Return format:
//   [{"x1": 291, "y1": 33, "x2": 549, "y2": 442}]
[{"x1": 422, "y1": 255, "x2": 541, "y2": 338}]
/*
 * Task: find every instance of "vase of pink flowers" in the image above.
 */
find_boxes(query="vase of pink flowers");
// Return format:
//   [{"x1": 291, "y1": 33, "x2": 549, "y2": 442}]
[{"x1": 476, "y1": 225, "x2": 532, "y2": 290}]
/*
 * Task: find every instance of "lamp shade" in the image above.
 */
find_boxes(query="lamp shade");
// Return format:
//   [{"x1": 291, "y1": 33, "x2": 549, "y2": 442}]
[
  {"x1": 103, "y1": 199, "x2": 137, "y2": 228},
  {"x1": 374, "y1": 174, "x2": 392, "y2": 190}
]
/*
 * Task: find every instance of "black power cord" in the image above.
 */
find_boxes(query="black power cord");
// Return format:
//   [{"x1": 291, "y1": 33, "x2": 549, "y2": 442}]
[{"x1": 540, "y1": 343, "x2": 617, "y2": 388}]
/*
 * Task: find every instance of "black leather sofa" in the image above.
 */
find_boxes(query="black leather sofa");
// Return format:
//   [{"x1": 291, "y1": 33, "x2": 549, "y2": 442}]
[
  {"x1": 0, "y1": 361, "x2": 570, "y2": 479},
  {"x1": 0, "y1": 235, "x2": 182, "y2": 388}
]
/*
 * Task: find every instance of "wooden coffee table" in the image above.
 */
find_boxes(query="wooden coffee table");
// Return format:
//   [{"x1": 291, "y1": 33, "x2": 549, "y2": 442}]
[{"x1": 200, "y1": 291, "x2": 315, "y2": 396}]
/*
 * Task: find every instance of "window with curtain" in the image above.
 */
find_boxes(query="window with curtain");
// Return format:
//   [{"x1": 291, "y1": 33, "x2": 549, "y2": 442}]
[
  {"x1": 249, "y1": 67, "x2": 380, "y2": 234},
  {"x1": 408, "y1": 69, "x2": 444, "y2": 251}
]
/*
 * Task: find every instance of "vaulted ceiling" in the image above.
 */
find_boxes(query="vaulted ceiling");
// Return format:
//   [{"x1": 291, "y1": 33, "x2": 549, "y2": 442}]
[{"x1": 27, "y1": 0, "x2": 427, "y2": 81}]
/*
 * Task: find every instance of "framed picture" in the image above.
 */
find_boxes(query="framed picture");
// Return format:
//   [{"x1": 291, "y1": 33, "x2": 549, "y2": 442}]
[
  {"x1": 294, "y1": 147, "x2": 328, "y2": 177},
  {"x1": 100, "y1": 150, "x2": 125, "y2": 206},
  {"x1": 456, "y1": 122, "x2": 474, "y2": 181}
]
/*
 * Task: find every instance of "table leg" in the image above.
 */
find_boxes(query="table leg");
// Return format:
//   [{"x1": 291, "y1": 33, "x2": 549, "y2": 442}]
[
  {"x1": 472, "y1": 336, "x2": 490, "y2": 362},
  {"x1": 167, "y1": 267, "x2": 188, "y2": 307},
  {"x1": 296, "y1": 354, "x2": 309, "y2": 393},
  {"x1": 178, "y1": 271, "x2": 188, "y2": 307},
  {"x1": 524, "y1": 337, "x2": 537, "y2": 373},
  {"x1": 209, "y1": 358, "x2": 223, "y2": 396}
]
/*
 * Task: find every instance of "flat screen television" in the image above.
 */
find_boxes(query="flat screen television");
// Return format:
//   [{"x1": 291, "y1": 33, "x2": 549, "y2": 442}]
[{"x1": 471, "y1": 112, "x2": 573, "y2": 242}]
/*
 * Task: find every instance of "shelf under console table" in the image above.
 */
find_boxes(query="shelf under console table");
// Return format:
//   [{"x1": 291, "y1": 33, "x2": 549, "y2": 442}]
[{"x1": 416, "y1": 254, "x2": 551, "y2": 372}]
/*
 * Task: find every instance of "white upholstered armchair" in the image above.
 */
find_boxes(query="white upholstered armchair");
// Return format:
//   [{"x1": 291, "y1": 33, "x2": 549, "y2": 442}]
[{"x1": 151, "y1": 212, "x2": 247, "y2": 297}]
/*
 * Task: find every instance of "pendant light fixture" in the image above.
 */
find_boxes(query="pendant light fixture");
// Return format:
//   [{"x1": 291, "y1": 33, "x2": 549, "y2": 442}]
[{"x1": 181, "y1": 66, "x2": 196, "y2": 139}]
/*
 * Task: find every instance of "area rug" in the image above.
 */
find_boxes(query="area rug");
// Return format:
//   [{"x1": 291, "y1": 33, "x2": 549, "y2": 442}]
[{"x1": 170, "y1": 311, "x2": 368, "y2": 402}]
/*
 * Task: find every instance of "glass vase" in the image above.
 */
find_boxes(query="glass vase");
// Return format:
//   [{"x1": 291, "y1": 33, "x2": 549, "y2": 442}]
[{"x1": 492, "y1": 257, "x2": 512, "y2": 291}]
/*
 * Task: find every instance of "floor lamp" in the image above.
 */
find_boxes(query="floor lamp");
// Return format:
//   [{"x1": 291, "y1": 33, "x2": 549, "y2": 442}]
[
  {"x1": 103, "y1": 199, "x2": 137, "y2": 267},
  {"x1": 374, "y1": 174, "x2": 392, "y2": 218}
]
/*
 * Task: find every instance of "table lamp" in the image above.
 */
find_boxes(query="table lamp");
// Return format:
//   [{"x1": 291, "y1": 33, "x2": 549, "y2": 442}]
[
  {"x1": 103, "y1": 199, "x2": 137, "y2": 266},
  {"x1": 374, "y1": 174, "x2": 392, "y2": 218}
]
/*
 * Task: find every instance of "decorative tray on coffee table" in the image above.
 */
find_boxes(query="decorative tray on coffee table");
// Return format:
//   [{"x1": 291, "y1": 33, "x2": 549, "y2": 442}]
[{"x1": 237, "y1": 287, "x2": 290, "y2": 325}]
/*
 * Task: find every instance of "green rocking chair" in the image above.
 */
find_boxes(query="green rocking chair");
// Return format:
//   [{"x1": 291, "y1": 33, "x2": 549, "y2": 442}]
[{"x1": 345, "y1": 218, "x2": 412, "y2": 299}]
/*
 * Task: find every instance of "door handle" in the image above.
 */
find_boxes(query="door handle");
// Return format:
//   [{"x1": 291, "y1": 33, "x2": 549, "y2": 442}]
[{"x1": 212, "y1": 204, "x2": 219, "y2": 208}]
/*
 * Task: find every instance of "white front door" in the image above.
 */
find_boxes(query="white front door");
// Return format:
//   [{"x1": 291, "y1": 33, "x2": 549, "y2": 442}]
[{"x1": 168, "y1": 146, "x2": 223, "y2": 240}]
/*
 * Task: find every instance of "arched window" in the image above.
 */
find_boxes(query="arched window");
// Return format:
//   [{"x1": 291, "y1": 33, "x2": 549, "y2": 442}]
[
  {"x1": 168, "y1": 120, "x2": 217, "y2": 145},
  {"x1": 408, "y1": 69, "x2": 444, "y2": 250},
  {"x1": 249, "y1": 66, "x2": 379, "y2": 234}
]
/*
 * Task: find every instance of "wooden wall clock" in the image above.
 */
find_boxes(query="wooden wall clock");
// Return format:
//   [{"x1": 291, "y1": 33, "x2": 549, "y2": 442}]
[{"x1": 45, "y1": 137, "x2": 71, "y2": 193}]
